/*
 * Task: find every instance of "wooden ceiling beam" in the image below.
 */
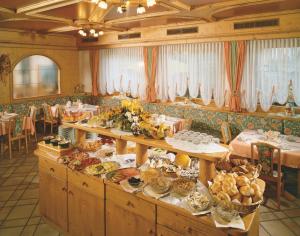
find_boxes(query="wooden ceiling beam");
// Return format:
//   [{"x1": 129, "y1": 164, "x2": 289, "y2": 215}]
[
  {"x1": 16, "y1": 0, "x2": 82, "y2": 14},
  {"x1": 0, "y1": 7, "x2": 15, "y2": 14},
  {"x1": 89, "y1": 4, "x2": 115, "y2": 22},
  {"x1": 105, "y1": 10, "x2": 180, "y2": 24},
  {"x1": 30, "y1": 13, "x2": 73, "y2": 24},
  {"x1": 48, "y1": 25, "x2": 80, "y2": 32},
  {"x1": 159, "y1": 0, "x2": 191, "y2": 11}
]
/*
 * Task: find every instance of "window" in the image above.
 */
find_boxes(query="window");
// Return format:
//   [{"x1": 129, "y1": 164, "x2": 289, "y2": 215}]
[
  {"x1": 99, "y1": 47, "x2": 146, "y2": 99},
  {"x1": 156, "y1": 42, "x2": 227, "y2": 107},
  {"x1": 241, "y1": 38, "x2": 300, "y2": 112},
  {"x1": 13, "y1": 55, "x2": 60, "y2": 99}
]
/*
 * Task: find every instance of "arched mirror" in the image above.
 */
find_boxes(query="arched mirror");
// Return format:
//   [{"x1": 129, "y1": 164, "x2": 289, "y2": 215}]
[{"x1": 13, "y1": 55, "x2": 60, "y2": 99}]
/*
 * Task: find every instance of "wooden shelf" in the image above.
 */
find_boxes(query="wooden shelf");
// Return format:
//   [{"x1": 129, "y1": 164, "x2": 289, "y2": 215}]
[{"x1": 62, "y1": 122, "x2": 228, "y2": 184}]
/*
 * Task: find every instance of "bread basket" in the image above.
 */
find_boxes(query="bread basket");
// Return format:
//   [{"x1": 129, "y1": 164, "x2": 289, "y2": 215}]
[{"x1": 209, "y1": 178, "x2": 265, "y2": 215}]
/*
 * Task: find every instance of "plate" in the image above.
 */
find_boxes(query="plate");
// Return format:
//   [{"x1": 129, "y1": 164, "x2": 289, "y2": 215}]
[
  {"x1": 106, "y1": 168, "x2": 140, "y2": 183},
  {"x1": 143, "y1": 184, "x2": 170, "y2": 200}
]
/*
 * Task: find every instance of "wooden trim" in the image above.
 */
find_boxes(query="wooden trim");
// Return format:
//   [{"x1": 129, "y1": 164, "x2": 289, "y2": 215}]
[{"x1": 78, "y1": 12, "x2": 300, "y2": 49}]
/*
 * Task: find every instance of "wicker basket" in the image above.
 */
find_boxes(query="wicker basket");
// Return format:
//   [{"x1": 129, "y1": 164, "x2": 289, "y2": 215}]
[{"x1": 208, "y1": 180, "x2": 265, "y2": 215}]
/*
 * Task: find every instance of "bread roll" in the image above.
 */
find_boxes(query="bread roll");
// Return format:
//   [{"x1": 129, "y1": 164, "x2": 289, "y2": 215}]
[
  {"x1": 236, "y1": 176, "x2": 250, "y2": 187},
  {"x1": 231, "y1": 192, "x2": 242, "y2": 203},
  {"x1": 227, "y1": 186, "x2": 239, "y2": 197},
  {"x1": 211, "y1": 182, "x2": 222, "y2": 194},
  {"x1": 217, "y1": 191, "x2": 231, "y2": 202},
  {"x1": 242, "y1": 196, "x2": 252, "y2": 205},
  {"x1": 239, "y1": 185, "x2": 254, "y2": 197}
]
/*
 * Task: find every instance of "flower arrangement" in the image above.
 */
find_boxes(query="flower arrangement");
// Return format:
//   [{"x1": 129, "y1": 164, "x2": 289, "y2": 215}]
[
  {"x1": 116, "y1": 99, "x2": 144, "y2": 131},
  {"x1": 139, "y1": 121, "x2": 170, "y2": 140}
]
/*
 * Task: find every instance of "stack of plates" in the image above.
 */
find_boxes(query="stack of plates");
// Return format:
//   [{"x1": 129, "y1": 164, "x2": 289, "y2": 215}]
[{"x1": 58, "y1": 126, "x2": 76, "y2": 144}]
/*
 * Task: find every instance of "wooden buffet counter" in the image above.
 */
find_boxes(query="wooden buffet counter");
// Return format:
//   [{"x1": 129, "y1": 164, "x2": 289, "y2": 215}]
[
  {"x1": 35, "y1": 149, "x2": 259, "y2": 236},
  {"x1": 62, "y1": 122, "x2": 228, "y2": 184}
]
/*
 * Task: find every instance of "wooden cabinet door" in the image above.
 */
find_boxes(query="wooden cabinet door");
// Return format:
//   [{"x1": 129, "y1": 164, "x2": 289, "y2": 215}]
[
  {"x1": 157, "y1": 224, "x2": 182, "y2": 236},
  {"x1": 106, "y1": 200, "x2": 155, "y2": 236},
  {"x1": 39, "y1": 170, "x2": 68, "y2": 232},
  {"x1": 68, "y1": 183, "x2": 105, "y2": 236}
]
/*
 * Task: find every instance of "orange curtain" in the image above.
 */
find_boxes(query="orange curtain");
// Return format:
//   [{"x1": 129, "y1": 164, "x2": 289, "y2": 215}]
[
  {"x1": 143, "y1": 47, "x2": 158, "y2": 102},
  {"x1": 224, "y1": 41, "x2": 246, "y2": 112},
  {"x1": 89, "y1": 49, "x2": 99, "y2": 96}
]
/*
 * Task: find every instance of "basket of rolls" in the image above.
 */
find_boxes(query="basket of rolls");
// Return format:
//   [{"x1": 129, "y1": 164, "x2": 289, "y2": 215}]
[
  {"x1": 209, "y1": 172, "x2": 265, "y2": 215},
  {"x1": 215, "y1": 156, "x2": 262, "y2": 180}
]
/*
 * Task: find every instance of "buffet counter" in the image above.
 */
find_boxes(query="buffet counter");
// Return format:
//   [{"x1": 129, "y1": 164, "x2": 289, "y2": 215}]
[
  {"x1": 35, "y1": 148, "x2": 259, "y2": 236},
  {"x1": 62, "y1": 122, "x2": 228, "y2": 184}
]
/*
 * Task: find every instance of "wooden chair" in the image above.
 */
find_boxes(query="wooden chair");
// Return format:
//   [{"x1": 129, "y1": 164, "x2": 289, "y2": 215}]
[
  {"x1": 8, "y1": 119, "x2": 28, "y2": 159},
  {"x1": 251, "y1": 142, "x2": 283, "y2": 209},
  {"x1": 25, "y1": 106, "x2": 37, "y2": 143},
  {"x1": 42, "y1": 104, "x2": 58, "y2": 134},
  {"x1": 221, "y1": 122, "x2": 232, "y2": 144}
]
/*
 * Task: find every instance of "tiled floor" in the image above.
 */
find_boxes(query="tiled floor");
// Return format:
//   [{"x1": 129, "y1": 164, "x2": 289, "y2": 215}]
[
  {"x1": 0, "y1": 147, "x2": 62, "y2": 236},
  {"x1": 1, "y1": 145, "x2": 300, "y2": 235}
]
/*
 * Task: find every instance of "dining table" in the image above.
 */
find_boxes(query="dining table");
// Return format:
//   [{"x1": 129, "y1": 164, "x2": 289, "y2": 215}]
[{"x1": 229, "y1": 129, "x2": 300, "y2": 196}]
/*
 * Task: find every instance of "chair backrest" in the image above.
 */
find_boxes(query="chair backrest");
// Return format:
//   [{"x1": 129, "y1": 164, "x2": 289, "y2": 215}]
[
  {"x1": 8, "y1": 118, "x2": 22, "y2": 137},
  {"x1": 28, "y1": 106, "x2": 37, "y2": 122},
  {"x1": 251, "y1": 142, "x2": 281, "y2": 177},
  {"x1": 221, "y1": 122, "x2": 232, "y2": 144},
  {"x1": 42, "y1": 104, "x2": 54, "y2": 121}
]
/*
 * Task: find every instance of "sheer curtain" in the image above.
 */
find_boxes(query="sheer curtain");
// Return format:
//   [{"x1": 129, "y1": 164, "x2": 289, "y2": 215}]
[
  {"x1": 156, "y1": 42, "x2": 227, "y2": 107},
  {"x1": 99, "y1": 47, "x2": 146, "y2": 99},
  {"x1": 78, "y1": 50, "x2": 92, "y2": 93},
  {"x1": 242, "y1": 38, "x2": 300, "y2": 111}
]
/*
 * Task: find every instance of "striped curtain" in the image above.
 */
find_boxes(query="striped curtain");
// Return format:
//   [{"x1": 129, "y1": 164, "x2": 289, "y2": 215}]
[
  {"x1": 144, "y1": 47, "x2": 158, "y2": 102},
  {"x1": 224, "y1": 41, "x2": 246, "y2": 112}
]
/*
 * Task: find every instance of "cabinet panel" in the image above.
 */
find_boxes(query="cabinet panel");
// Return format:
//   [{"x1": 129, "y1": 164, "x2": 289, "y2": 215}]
[
  {"x1": 39, "y1": 170, "x2": 68, "y2": 232},
  {"x1": 39, "y1": 156, "x2": 67, "y2": 180},
  {"x1": 68, "y1": 169, "x2": 104, "y2": 197},
  {"x1": 68, "y1": 183, "x2": 105, "y2": 236},
  {"x1": 106, "y1": 200, "x2": 155, "y2": 236},
  {"x1": 106, "y1": 185, "x2": 155, "y2": 221},
  {"x1": 157, "y1": 206, "x2": 227, "y2": 236},
  {"x1": 157, "y1": 224, "x2": 182, "y2": 236}
]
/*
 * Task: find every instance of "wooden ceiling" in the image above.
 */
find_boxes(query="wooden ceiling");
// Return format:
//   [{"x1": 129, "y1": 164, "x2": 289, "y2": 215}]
[{"x1": 0, "y1": 0, "x2": 300, "y2": 36}]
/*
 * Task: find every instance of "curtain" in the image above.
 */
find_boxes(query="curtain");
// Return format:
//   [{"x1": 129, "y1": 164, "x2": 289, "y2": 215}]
[
  {"x1": 224, "y1": 41, "x2": 246, "y2": 112},
  {"x1": 156, "y1": 42, "x2": 227, "y2": 107},
  {"x1": 99, "y1": 47, "x2": 146, "y2": 99},
  {"x1": 144, "y1": 47, "x2": 158, "y2": 102},
  {"x1": 78, "y1": 50, "x2": 92, "y2": 93},
  {"x1": 89, "y1": 50, "x2": 99, "y2": 96},
  {"x1": 241, "y1": 38, "x2": 300, "y2": 111}
]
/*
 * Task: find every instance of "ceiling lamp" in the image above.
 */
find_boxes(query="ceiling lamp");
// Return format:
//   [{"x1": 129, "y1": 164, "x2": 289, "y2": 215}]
[
  {"x1": 78, "y1": 28, "x2": 104, "y2": 38},
  {"x1": 117, "y1": 4, "x2": 127, "y2": 14},
  {"x1": 147, "y1": 0, "x2": 156, "y2": 7},
  {"x1": 137, "y1": 4, "x2": 145, "y2": 14},
  {"x1": 98, "y1": 0, "x2": 108, "y2": 9}
]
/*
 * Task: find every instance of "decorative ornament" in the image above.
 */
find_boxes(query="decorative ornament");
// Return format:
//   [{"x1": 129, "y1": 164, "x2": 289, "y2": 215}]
[{"x1": 0, "y1": 54, "x2": 11, "y2": 85}]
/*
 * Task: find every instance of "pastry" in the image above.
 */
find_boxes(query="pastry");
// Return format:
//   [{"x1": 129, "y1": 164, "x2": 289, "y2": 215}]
[
  {"x1": 226, "y1": 185, "x2": 239, "y2": 197},
  {"x1": 242, "y1": 196, "x2": 253, "y2": 205},
  {"x1": 172, "y1": 178, "x2": 195, "y2": 196},
  {"x1": 213, "y1": 173, "x2": 225, "y2": 183},
  {"x1": 239, "y1": 185, "x2": 254, "y2": 197},
  {"x1": 231, "y1": 192, "x2": 242, "y2": 203},
  {"x1": 217, "y1": 191, "x2": 231, "y2": 202},
  {"x1": 211, "y1": 182, "x2": 222, "y2": 194},
  {"x1": 236, "y1": 176, "x2": 250, "y2": 187},
  {"x1": 253, "y1": 194, "x2": 263, "y2": 203}
]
